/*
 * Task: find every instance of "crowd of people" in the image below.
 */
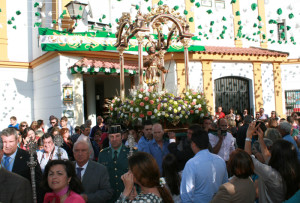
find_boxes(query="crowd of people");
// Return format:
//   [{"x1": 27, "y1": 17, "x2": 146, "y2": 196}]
[{"x1": 1, "y1": 107, "x2": 300, "y2": 203}]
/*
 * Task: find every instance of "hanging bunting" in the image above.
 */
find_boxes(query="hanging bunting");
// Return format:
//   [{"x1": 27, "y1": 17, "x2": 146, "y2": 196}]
[
  {"x1": 102, "y1": 14, "x2": 106, "y2": 19},
  {"x1": 173, "y1": 6, "x2": 179, "y2": 11},
  {"x1": 206, "y1": 9, "x2": 212, "y2": 14},
  {"x1": 288, "y1": 13, "x2": 294, "y2": 19},
  {"x1": 231, "y1": 0, "x2": 236, "y2": 4},
  {"x1": 257, "y1": 16, "x2": 262, "y2": 21},
  {"x1": 190, "y1": 0, "x2": 195, "y2": 3},
  {"x1": 253, "y1": 23, "x2": 257, "y2": 27},
  {"x1": 210, "y1": 21, "x2": 214, "y2": 26},
  {"x1": 235, "y1": 11, "x2": 240, "y2": 16},
  {"x1": 16, "y1": 10, "x2": 21, "y2": 15},
  {"x1": 34, "y1": 2, "x2": 40, "y2": 8},
  {"x1": 277, "y1": 8, "x2": 282, "y2": 15},
  {"x1": 189, "y1": 17, "x2": 194, "y2": 22},
  {"x1": 287, "y1": 26, "x2": 291, "y2": 31},
  {"x1": 195, "y1": 2, "x2": 200, "y2": 8},
  {"x1": 222, "y1": 16, "x2": 226, "y2": 21},
  {"x1": 251, "y1": 3, "x2": 257, "y2": 11},
  {"x1": 11, "y1": 17, "x2": 15, "y2": 21},
  {"x1": 184, "y1": 10, "x2": 188, "y2": 15},
  {"x1": 147, "y1": 6, "x2": 151, "y2": 12},
  {"x1": 158, "y1": 1, "x2": 164, "y2": 6}
]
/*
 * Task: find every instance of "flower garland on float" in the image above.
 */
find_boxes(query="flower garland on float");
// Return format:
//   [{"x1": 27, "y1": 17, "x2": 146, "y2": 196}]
[{"x1": 109, "y1": 86, "x2": 209, "y2": 126}]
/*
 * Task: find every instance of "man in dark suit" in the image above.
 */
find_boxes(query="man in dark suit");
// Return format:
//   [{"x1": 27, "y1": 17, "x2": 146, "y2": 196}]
[
  {"x1": 98, "y1": 125, "x2": 131, "y2": 203},
  {"x1": 74, "y1": 140, "x2": 113, "y2": 203},
  {"x1": 0, "y1": 136, "x2": 33, "y2": 203},
  {"x1": 1, "y1": 128, "x2": 43, "y2": 202}
]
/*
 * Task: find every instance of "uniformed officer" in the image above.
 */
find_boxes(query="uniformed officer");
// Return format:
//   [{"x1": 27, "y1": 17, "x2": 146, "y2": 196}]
[{"x1": 98, "y1": 125, "x2": 131, "y2": 203}]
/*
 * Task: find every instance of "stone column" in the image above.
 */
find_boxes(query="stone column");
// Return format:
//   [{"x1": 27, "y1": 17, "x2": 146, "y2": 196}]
[
  {"x1": 273, "y1": 63, "x2": 284, "y2": 117},
  {"x1": 73, "y1": 74, "x2": 84, "y2": 126},
  {"x1": 201, "y1": 60, "x2": 214, "y2": 114},
  {"x1": 85, "y1": 77, "x2": 96, "y2": 125},
  {"x1": 0, "y1": 0, "x2": 8, "y2": 60},
  {"x1": 253, "y1": 62, "x2": 264, "y2": 113}
]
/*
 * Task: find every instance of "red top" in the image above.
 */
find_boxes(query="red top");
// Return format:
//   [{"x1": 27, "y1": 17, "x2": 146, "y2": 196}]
[{"x1": 216, "y1": 112, "x2": 226, "y2": 119}]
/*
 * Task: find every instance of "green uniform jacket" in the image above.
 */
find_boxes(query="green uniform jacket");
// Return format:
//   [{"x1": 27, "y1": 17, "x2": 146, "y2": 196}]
[{"x1": 98, "y1": 145, "x2": 130, "y2": 203}]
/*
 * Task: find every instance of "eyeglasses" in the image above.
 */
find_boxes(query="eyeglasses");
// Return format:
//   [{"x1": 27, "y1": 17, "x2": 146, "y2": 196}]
[
  {"x1": 21, "y1": 125, "x2": 28, "y2": 127},
  {"x1": 50, "y1": 122, "x2": 56, "y2": 124}
]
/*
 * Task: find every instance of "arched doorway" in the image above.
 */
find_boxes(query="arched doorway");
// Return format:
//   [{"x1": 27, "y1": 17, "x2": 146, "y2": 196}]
[{"x1": 214, "y1": 77, "x2": 250, "y2": 115}]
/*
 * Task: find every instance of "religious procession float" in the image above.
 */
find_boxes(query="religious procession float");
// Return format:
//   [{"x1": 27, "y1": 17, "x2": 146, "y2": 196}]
[{"x1": 108, "y1": 4, "x2": 209, "y2": 128}]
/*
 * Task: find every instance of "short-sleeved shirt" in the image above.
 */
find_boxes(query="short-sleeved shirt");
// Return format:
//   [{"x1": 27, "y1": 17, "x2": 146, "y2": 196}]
[{"x1": 208, "y1": 132, "x2": 236, "y2": 161}]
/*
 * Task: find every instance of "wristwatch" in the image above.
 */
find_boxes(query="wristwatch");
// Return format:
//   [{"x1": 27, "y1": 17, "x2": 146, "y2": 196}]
[{"x1": 245, "y1": 137, "x2": 252, "y2": 142}]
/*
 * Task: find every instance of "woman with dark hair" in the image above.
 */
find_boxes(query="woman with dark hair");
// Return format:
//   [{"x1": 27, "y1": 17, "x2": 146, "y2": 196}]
[
  {"x1": 162, "y1": 154, "x2": 181, "y2": 203},
  {"x1": 245, "y1": 121, "x2": 300, "y2": 202},
  {"x1": 19, "y1": 121, "x2": 28, "y2": 135},
  {"x1": 117, "y1": 151, "x2": 173, "y2": 203},
  {"x1": 211, "y1": 149, "x2": 255, "y2": 203},
  {"x1": 20, "y1": 127, "x2": 39, "y2": 150},
  {"x1": 42, "y1": 160, "x2": 85, "y2": 203}
]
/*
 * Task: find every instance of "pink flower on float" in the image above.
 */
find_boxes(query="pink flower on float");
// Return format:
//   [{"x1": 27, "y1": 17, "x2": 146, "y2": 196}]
[
  {"x1": 130, "y1": 100, "x2": 134, "y2": 105},
  {"x1": 144, "y1": 97, "x2": 149, "y2": 101},
  {"x1": 157, "y1": 104, "x2": 161, "y2": 110},
  {"x1": 147, "y1": 111, "x2": 152, "y2": 116},
  {"x1": 192, "y1": 92, "x2": 197, "y2": 95},
  {"x1": 184, "y1": 101, "x2": 188, "y2": 104},
  {"x1": 190, "y1": 110, "x2": 194, "y2": 114},
  {"x1": 139, "y1": 114, "x2": 145, "y2": 118},
  {"x1": 198, "y1": 107, "x2": 202, "y2": 111},
  {"x1": 191, "y1": 102, "x2": 196, "y2": 105},
  {"x1": 112, "y1": 100, "x2": 115, "y2": 103},
  {"x1": 110, "y1": 107, "x2": 113, "y2": 111},
  {"x1": 140, "y1": 102, "x2": 145, "y2": 107},
  {"x1": 132, "y1": 113, "x2": 135, "y2": 118},
  {"x1": 140, "y1": 88, "x2": 144, "y2": 92},
  {"x1": 150, "y1": 100, "x2": 154, "y2": 104}
]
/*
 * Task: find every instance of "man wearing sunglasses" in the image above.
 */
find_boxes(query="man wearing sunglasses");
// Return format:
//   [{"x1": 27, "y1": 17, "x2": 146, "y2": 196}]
[{"x1": 46, "y1": 115, "x2": 60, "y2": 133}]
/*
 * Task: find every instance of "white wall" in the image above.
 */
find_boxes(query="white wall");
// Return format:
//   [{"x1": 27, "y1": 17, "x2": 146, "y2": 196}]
[
  {"x1": 193, "y1": 0, "x2": 235, "y2": 47},
  {"x1": 0, "y1": 68, "x2": 33, "y2": 130},
  {"x1": 239, "y1": 0, "x2": 260, "y2": 48},
  {"x1": 212, "y1": 62, "x2": 255, "y2": 114},
  {"x1": 189, "y1": 61, "x2": 203, "y2": 91},
  {"x1": 265, "y1": 0, "x2": 300, "y2": 59},
  {"x1": 6, "y1": 0, "x2": 30, "y2": 62},
  {"x1": 261, "y1": 63, "x2": 275, "y2": 116},
  {"x1": 33, "y1": 56, "x2": 62, "y2": 124}
]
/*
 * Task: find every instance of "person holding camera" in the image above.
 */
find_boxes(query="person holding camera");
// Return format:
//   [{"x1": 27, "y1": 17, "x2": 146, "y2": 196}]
[{"x1": 208, "y1": 118, "x2": 236, "y2": 161}]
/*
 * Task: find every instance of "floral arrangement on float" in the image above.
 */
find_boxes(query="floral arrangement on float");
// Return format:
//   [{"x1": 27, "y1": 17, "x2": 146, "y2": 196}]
[{"x1": 109, "y1": 86, "x2": 209, "y2": 126}]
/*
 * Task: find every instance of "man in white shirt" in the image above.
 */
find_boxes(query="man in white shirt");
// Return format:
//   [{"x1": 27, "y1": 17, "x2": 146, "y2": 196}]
[
  {"x1": 208, "y1": 118, "x2": 236, "y2": 161},
  {"x1": 37, "y1": 133, "x2": 68, "y2": 172}
]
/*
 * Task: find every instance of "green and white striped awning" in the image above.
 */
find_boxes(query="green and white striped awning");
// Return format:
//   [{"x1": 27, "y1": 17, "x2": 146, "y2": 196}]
[{"x1": 39, "y1": 28, "x2": 205, "y2": 52}]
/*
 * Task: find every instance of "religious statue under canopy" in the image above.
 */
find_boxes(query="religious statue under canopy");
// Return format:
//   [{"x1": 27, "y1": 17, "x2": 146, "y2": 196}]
[{"x1": 143, "y1": 46, "x2": 167, "y2": 85}]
